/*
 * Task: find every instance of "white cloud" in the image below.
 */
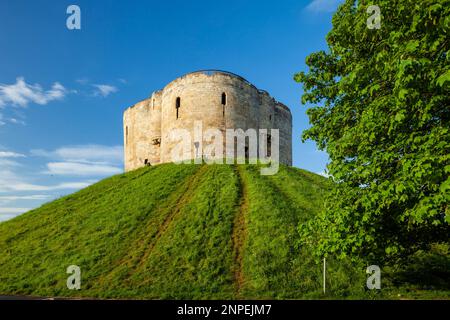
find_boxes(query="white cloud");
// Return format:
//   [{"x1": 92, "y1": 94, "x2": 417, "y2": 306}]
[
  {"x1": 0, "y1": 151, "x2": 25, "y2": 158},
  {"x1": 74, "y1": 79, "x2": 123, "y2": 98},
  {"x1": 45, "y1": 162, "x2": 122, "y2": 176},
  {"x1": 305, "y1": 0, "x2": 342, "y2": 13},
  {"x1": 0, "y1": 180, "x2": 96, "y2": 192},
  {"x1": 0, "y1": 158, "x2": 21, "y2": 168},
  {"x1": 0, "y1": 115, "x2": 26, "y2": 126},
  {"x1": 32, "y1": 145, "x2": 123, "y2": 163},
  {"x1": 0, "y1": 208, "x2": 31, "y2": 221},
  {"x1": 0, "y1": 207, "x2": 31, "y2": 213},
  {"x1": 92, "y1": 84, "x2": 118, "y2": 97},
  {"x1": 51, "y1": 181, "x2": 97, "y2": 190},
  {"x1": 0, "y1": 195, "x2": 51, "y2": 201},
  {"x1": 9, "y1": 118, "x2": 26, "y2": 125},
  {"x1": 1, "y1": 181, "x2": 93, "y2": 192},
  {"x1": 0, "y1": 77, "x2": 67, "y2": 107},
  {"x1": 0, "y1": 169, "x2": 96, "y2": 192},
  {"x1": 31, "y1": 144, "x2": 123, "y2": 177},
  {"x1": 57, "y1": 145, "x2": 122, "y2": 162},
  {"x1": 0, "y1": 150, "x2": 25, "y2": 168}
]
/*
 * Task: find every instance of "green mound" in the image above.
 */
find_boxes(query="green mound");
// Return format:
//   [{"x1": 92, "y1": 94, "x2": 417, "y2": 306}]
[{"x1": 0, "y1": 164, "x2": 448, "y2": 299}]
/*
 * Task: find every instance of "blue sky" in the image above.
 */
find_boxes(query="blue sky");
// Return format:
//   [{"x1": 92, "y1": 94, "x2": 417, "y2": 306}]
[{"x1": 0, "y1": 0, "x2": 342, "y2": 221}]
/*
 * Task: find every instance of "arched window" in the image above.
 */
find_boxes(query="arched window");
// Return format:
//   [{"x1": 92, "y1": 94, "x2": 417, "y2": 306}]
[
  {"x1": 125, "y1": 126, "x2": 128, "y2": 145},
  {"x1": 176, "y1": 97, "x2": 181, "y2": 119},
  {"x1": 221, "y1": 92, "x2": 227, "y2": 106}
]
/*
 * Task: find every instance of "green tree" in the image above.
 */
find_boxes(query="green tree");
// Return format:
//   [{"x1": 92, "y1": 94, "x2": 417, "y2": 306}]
[{"x1": 295, "y1": 0, "x2": 449, "y2": 263}]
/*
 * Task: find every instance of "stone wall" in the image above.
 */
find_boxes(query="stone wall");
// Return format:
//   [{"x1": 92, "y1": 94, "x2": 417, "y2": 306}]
[{"x1": 123, "y1": 70, "x2": 292, "y2": 171}]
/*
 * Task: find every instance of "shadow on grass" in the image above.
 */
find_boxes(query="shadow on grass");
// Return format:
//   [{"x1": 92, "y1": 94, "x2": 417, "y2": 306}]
[{"x1": 388, "y1": 243, "x2": 450, "y2": 290}]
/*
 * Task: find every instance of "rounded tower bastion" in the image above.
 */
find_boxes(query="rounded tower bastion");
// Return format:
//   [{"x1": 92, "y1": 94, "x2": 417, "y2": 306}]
[{"x1": 123, "y1": 70, "x2": 292, "y2": 171}]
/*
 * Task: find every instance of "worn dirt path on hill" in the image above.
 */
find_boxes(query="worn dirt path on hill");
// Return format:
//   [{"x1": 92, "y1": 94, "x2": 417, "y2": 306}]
[
  {"x1": 232, "y1": 165, "x2": 249, "y2": 298},
  {"x1": 95, "y1": 165, "x2": 207, "y2": 286},
  {"x1": 131, "y1": 164, "x2": 209, "y2": 273}
]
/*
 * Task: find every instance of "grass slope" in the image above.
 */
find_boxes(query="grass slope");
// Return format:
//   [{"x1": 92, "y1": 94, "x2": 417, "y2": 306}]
[{"x1": 0, "y1": 163, "x2": 448, "y2": 299}]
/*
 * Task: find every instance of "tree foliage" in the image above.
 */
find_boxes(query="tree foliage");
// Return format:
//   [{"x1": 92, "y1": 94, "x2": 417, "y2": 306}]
[{"x1": 295, "y1": 0, "x2": 449, "y2": 263}]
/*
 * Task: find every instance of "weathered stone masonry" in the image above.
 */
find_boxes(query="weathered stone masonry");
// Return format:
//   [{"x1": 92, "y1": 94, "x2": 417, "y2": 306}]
[{"x1": 123, "y1": 70, "x2": 292, "y2": 172}]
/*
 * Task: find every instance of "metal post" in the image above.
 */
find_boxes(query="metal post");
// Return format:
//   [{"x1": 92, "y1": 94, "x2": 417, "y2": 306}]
[{"x1": 323, "y1": 257, "x2": 326, "y2": 294}]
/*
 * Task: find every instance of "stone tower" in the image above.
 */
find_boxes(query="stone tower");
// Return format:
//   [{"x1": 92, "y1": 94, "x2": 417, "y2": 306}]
[{"x1": 123, "y1": 70, "x2": 292, "y2": 171}]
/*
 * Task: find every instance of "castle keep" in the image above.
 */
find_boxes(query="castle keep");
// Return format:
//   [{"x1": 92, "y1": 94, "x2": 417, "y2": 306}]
[{"x1": 123, "y1": 70, "x2": 292, "y2": 171}]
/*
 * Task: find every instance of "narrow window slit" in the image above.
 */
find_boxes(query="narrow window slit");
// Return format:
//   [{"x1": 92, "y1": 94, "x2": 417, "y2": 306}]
[{"x1": 176, "y1": 97, "x2": 181, "y2": 119}]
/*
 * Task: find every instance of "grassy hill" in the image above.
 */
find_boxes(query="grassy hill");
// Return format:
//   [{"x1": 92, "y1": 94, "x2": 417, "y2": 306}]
[{"x1": 0, "y1": 163, "x2": 448, "y2": 299}]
